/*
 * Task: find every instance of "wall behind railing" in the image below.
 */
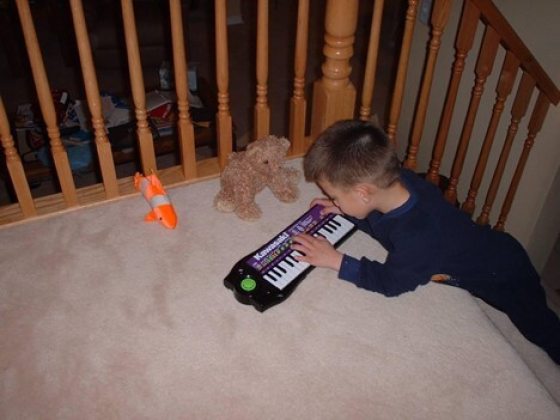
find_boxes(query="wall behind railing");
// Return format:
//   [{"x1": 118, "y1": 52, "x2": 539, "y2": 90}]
[{"x1": 397, "y1": 0, "x2": 560, "y2": 271}]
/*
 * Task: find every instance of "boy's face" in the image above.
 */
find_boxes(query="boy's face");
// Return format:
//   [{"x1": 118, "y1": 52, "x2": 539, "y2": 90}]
[{"x1": 317, "y1": 179, "x2": 376, "y2": 219}]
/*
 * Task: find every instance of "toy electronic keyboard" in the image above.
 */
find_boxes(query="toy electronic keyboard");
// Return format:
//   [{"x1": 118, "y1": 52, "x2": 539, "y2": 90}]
[{"x1": 224, "y1": 205, "x2": 356, "y2": 312}]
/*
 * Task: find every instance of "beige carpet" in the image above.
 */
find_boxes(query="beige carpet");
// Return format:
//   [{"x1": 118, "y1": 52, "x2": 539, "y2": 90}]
[{"x1": 1, "y1": 159, "x2": 559, "y2": 419}]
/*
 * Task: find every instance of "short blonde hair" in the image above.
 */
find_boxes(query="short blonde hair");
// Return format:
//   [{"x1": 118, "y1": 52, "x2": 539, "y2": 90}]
[{"x1": 304, "y1": 120, "x2": 400, "y2": 189}]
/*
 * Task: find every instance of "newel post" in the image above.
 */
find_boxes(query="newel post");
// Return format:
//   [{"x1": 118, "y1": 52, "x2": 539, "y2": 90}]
[{"x1": 310, "y1": 0, "x2": 359, "y2": 138}]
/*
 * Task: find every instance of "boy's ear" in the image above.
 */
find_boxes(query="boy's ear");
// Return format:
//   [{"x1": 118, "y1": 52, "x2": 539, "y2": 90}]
[{"x1": 353, "y1": 183, "x2": 377, "y2": 202}]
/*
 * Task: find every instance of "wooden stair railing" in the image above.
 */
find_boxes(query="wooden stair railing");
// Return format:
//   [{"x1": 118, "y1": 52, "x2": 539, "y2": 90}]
[
  {"x1": 0, "y1": 97, "x2": 36, "y2": 218},
  {"x1": 387, "y1": 0, "x2": 419, "y2": 145},
  {"x1": 477, "y1": 72, "x2": 534, "y2": 226},
  {"x1": 393, "y1": 0, "x2": 559, "y2": 231},
  {"x1": 254, "y1": 0, "x2": 271, "y2": 141},
  {"x1": 0, "y1": 0, "x2": 557, "y2": 234},
  {"x1": 214, "y1": 0, "x2": 234, "y2": 169},
  {"x1": 288, "y1": 0, "x2": 310, "y2": 155},
  {"x1": 69, "y1": 0, "x2": 120, "y2": 199},
  {"x1": 359, "y1": 0, "x2": 385, "y2": 123},
  {"x1": 15, "y1": 0, "x2": 79, "y2": 208},
  {"x1": 170, "y1": 0, "x2": 197, "y2": 180},
  {"x1": 309, "y1": 0, "x2": 359, "y2": 138},
  {"x1": 0, "y1": 0, "x2": 226, "y2": 226},
  {"x1": 425, "y1": 0, "x2": 480, "y2": 185},
  {"x1": 121, "y1": 0, "x2": 158, "y2": 174},
  {"x1": 403, "y1": 0, "x2": 452, "y2": 170}
]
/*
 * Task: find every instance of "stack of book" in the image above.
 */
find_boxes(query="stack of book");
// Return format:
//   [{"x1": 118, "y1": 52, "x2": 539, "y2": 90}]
[{"x1": 146, "y1": 90, "x2": 176, "y2": 138}]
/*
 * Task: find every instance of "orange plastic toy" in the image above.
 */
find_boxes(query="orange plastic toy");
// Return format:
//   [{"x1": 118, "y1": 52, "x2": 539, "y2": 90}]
[{"x1": 134, "y1": 171, "x2": 178, "y2": 229}]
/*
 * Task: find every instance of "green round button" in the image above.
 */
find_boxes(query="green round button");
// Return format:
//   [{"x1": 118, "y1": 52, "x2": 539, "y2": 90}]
[{"x1": 240, "y1": 276, "x2": 257, "y2": 292}]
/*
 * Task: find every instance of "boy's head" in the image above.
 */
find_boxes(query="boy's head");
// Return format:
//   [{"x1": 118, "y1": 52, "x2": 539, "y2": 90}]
[{"x1": 304, "y1": 119, "x2": 400, "y2": 189}]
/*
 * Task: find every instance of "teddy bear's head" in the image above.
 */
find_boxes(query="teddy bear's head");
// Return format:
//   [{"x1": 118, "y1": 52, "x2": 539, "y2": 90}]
[{"x1": 245, "y1": 135, "x2": 290, "y2": 175}]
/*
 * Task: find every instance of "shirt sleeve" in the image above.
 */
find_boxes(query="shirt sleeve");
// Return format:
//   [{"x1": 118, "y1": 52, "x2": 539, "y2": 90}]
[{"x1": 337, "y1": 221, "x2": 441, "y2": 297}]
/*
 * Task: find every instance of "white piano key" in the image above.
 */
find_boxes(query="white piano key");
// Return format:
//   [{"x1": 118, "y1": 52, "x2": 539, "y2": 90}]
[
  {"x1": 317, "y1": 227, "x2": 337, "y2": 243},
  {"x1": 333, "y1": 214, "x2": 354, "y2": 232},
  {"x1": 322, "y1": 223, "x2": 336, "y2": 234},
  {"x1": 289, "y1": 251, "x2": 310, "y2": 271},
  {"x1": 279, "y1": 260, "x2": 299, "y2": 277},
  {"x1": 264, "y1": 274, "x2": 277, "y2": 283}
]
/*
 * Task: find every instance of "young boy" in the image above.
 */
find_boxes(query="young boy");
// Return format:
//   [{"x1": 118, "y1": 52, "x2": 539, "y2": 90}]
[{"x1": 291, "y1": 119, "x2": 560, "y2": 365}]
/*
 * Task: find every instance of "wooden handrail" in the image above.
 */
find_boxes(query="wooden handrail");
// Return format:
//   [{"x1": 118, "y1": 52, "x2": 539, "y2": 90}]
[{"x1": 469, "y1": 0, "x2": 560, "y2": 105}]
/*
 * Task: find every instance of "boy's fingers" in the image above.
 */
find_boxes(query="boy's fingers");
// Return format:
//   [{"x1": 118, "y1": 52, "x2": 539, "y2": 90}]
[
  {"x1": 293, "y1": 235, "x2": 330, "y2": 257},
  {"x1": 292, "y1": 233, "x2": 312, "y2": 245},
  {"x1": 310, "y1": 197, "x2": 333, "y2": 210}
]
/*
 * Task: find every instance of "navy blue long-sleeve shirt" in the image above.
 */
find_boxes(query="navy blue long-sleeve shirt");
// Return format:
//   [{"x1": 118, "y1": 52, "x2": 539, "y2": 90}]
[
  {"x1": 335, "y1": 169, "x2": 560, "y2": 364},
  {"x1": 338, "y1": 169, "x2": 533, "y2": 297}
]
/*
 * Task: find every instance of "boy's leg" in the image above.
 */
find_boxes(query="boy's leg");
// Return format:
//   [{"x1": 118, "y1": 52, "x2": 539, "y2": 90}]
[
  {"x1": 474, "y1": 274, "x2": 560, "y2": 365},
  {"x1": 506, "y1": 281, "x2": 560, "y2": 364}
]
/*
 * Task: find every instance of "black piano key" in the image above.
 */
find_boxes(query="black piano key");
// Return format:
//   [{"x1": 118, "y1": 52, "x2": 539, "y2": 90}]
[
  {"x1": 330, "y1": 218, "x2": 342, "y2": 227},
  {"x1": 322, "y1": 224, "x2": 335, "y2": 234}
]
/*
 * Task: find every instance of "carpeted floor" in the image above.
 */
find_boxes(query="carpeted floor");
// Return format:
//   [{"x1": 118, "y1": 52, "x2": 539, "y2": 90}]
[{"x1": 1, "y1": 159, "x2": 559, "y2": 419}]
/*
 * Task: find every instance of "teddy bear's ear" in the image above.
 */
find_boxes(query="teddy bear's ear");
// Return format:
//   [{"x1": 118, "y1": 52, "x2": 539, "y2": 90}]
[
  {"x1": 245, "y1": 141, "x2": 259, "y2": 158},
  {"x1": 277, "y1": 136, "x2": 290, "y2": 150}
]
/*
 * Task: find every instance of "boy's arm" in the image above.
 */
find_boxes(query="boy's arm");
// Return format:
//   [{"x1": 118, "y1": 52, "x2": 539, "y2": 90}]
[{"x1": 338, "y1": 228, "x2": 441, "y2": 296}]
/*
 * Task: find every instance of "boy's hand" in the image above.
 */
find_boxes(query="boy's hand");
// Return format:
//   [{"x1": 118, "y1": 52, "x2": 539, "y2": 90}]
[
  {"x1": 291, "y1": 233, "x2": 343, "y2": 272},
  {"x1": 310, "y1": 197, "x2": 342, "y2": 216}
]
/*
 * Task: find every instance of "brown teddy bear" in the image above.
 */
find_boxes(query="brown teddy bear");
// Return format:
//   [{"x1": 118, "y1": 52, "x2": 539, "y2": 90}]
[{"x1": 214, "y1": 135, "x2": 300, "y2": 221}]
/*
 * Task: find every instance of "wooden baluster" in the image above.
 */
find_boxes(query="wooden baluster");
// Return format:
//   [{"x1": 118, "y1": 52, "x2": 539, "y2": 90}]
[
  {"x1": 0, "y1": 96, "x2": 36, "y2": 217},
  {"x1": 386, "y1": 0, "x2": 419, "y2": 145},
  {"x1": 444, "y1": 26, "x2": 500, "y2": 204},
  {"x1": 495, "y1": 92, "x2": 549, "y2": 231},
  {"x1": 170, "y1": 0, "x2": 197, "y2": 180},
  {"x1": 469, "y1": 0, "x2": 559, "y2": 106},
  {"x1": 462, "y1": 52, "x2": 519, "y2": 215},
  {"x1": 15, "y1": 0, "x2": 78, "y2": 207},
  {"x1": 310, "y1": 0, "x2": 359, "y2": 138},
  {"x1": 254, "y1": 0, "x2": 270, "y2": 140},
  {"x1": 215, "y1": 0, "x2": 233, "y2": 169},
  {"x1": 426, "y1": 1, "x2": 479, "y2": 184},
  {"x1": 359, "y1": 0, "x2": 385, "y2": 122},
  {"x1": 69, "y1": 0, "x2": 119, "y2": 198},
  {"x1": 403, "y1": 0, "x2": 452, "y2": 170},
  {"x1": 289, "y1": 0, "x2": 310, "y2": 155},
  {"x1": 121, "y1": 0, "x2": 157, "y2": 174},
  {"x1": 477, "y1": 72, "x2": 535, "y2": 225}
]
